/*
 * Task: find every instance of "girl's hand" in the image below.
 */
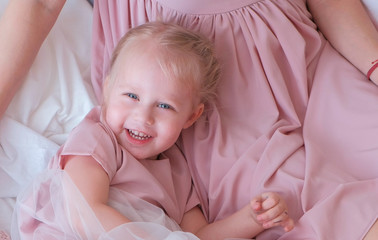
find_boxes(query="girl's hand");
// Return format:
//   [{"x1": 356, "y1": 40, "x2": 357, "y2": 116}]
[{"x1": 250, "y1": 192, "x2": 294, "y2": 232}]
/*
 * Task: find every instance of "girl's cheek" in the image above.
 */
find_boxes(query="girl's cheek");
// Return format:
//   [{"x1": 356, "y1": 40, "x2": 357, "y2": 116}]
[{"x1": 106, "y1": 108, "x2": 122, "y2": 130}]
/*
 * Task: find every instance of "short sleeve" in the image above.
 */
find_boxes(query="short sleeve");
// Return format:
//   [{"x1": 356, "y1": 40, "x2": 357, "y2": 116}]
[{"x1": 54, "y1": 107, "x2": 122, "y2": 180}]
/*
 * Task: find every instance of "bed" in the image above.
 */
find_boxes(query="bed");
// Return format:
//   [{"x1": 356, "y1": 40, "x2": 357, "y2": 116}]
[{"x1": 0, "y1": 0, "x2": 378, "y2": 239}]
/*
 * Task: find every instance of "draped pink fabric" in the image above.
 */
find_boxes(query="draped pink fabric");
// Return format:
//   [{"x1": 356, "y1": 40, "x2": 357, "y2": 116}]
[
  {"x1": 91, "y1": 0, "x2": 378, "y2": 239},
  {"x1": 283, "y1": 42, "x2": 378, "y2": 239}
]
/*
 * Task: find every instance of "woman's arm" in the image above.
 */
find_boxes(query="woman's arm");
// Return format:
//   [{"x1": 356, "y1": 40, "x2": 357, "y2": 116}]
[
  {"x1": 63, "y1": 155, "x2": 131, "y2": 232},
  {"x1": 307, "y1": 0, "x2": 378, "y2": 84},
  {"x1": 0, "y1": 0, "x2": 66, "y2": 118}
]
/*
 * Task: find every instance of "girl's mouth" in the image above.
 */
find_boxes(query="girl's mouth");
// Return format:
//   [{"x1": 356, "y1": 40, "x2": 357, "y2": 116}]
[{"x1": 127, "y1": 129, "x2": 152, "y2": 141}]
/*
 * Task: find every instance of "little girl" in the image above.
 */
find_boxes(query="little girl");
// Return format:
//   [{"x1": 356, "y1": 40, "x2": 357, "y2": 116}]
[{"x1": 12, "y1": 22, "x2": 294, "y2": 239}]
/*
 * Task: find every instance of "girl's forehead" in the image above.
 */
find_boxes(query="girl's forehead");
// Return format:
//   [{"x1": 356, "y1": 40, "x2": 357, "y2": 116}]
[
  {"x1": 114, "y1": 53, "x2": 187, "y2": 86},
  {"x1": 111, "y1": 39, "x2": 201, "y2": 98},
  {"x1": 118, "y1": 48, "x2": 197, "y2": 85}
]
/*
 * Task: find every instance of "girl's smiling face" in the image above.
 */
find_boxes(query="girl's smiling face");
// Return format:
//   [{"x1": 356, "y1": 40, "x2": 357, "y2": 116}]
[{"x1": 103, "y1": 47, "x2": 203, "y2": 160}]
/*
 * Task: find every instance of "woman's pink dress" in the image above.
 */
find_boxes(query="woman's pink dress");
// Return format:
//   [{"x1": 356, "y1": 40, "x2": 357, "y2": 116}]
[{"x1": 91, "y1": 0, "x2": 378, "y2": 239}]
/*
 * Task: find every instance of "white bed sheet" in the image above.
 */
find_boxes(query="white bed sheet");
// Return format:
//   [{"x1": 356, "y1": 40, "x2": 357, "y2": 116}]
[{"x1": 0, "y1": 0, "x2": 96, "y2": 233}]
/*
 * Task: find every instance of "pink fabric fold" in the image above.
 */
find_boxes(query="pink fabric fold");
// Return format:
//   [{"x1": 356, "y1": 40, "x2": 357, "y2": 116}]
[
  {"x1": 91, "y1": 0, "x2": 378, "y2": 239},
  {"x1": 290, "y1": 42, "x2": 378, "y2": 240}
]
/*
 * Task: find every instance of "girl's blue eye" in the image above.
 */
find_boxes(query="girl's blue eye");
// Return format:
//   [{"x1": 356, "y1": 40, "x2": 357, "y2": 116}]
[
  {"x1": 158, "y1": 103, "x2": 171, "y2": 109},
  {"x1": 126, "y1": 93, "x2": 138, "y2": 100}
]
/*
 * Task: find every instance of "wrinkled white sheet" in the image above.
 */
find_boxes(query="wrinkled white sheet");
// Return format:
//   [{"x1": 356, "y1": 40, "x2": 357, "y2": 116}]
[{"x1": 0, "y1": 0, "x2": 96, "y2": 234}]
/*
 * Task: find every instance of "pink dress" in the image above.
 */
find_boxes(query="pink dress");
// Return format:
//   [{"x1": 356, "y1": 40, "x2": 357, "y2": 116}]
[
  {"x1": 12, "y1": 107, "x2": 200, "y2": 240},
  {"x1": 91, "y1": 0, "x2": 378, "y2": 239}
]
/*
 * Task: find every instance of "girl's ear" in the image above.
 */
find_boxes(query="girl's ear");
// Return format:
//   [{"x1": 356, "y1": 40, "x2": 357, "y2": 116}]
[{"x1": 183, "y1": 103, "x2": 204, "y2": 129}]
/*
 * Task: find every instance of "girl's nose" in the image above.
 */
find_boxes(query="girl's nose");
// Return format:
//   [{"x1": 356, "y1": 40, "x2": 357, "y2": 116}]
[{"x1": 134, "y1": 106, "x2": 154, "y2": 126}]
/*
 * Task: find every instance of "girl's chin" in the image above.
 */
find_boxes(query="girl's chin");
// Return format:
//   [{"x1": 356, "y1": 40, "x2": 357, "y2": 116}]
[
  {"x1": 120, "y1": 143, "x2": 158, "y2": 160},
  {"x1": 129, "y1": 151, "x2": 159, "y2": 160}
]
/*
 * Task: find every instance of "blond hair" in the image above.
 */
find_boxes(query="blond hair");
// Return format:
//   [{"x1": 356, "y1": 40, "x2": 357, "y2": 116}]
[{"x1": 106, "y1": 21, "x2": 220, "y2": 105}]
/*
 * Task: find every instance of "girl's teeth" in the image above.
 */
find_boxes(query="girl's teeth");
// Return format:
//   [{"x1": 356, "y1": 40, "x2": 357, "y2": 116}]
[{"x1": 128, "y1": 129, "x2": 151, "y2": 140}]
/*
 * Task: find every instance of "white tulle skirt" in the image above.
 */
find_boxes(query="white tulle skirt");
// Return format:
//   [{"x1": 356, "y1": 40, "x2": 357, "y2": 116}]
[{"x1": 11, "y1": 169, "x2": 199, "y2": 240}]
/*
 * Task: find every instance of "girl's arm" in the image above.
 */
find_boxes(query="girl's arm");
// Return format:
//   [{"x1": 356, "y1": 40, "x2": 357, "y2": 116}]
[
  {"x1": 180, "y1": 205, "x2": 263, "y2": 240},
  {"x1": 307, "y1": 0, "x2": 378, "y2": 84},
  {"x1": 181, "y1": 192, "x2": 294, "y2": 240},
  {"x1": 63, "y1": 155, "x2": 131, "y2": 231},
  {"x1": 0, "y1": 0, "x2": 66, "y2": 118}
]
